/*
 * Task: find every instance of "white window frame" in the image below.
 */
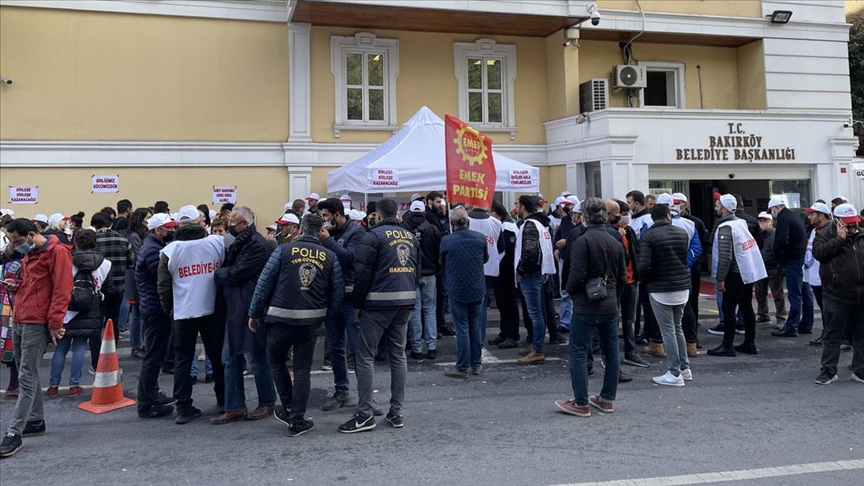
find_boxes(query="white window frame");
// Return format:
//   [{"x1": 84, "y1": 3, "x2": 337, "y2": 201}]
[
  {"x1": 453, "y1": 39, "x2": 517, "y2": 140},
  {"x1": 331, "y1": 33, "x2": 399, "y2": 138},
  {"x1": 638, "y1": 61, "x2": 686, "y2": 109}
]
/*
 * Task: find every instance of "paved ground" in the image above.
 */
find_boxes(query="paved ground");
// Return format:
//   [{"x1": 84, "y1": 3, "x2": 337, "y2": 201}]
[{"x1": 1, "y1": 295, "x2": 861, "y2": 486}]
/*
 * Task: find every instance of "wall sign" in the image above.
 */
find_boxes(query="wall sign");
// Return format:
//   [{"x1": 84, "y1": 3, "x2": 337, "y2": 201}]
[
  {"x1": 368, "y1": 169, "x2": 399, "y2": 188},
  {"x1": 212, "y1": 186, "x2": 237, "y2": 205},
  {"x1": 509, "y1": 169, "x2": 533, "y2": 186},
  {"x1": 8, "y1": 186, "x2": 38, "y2": 204},
  {"x1": 91, "y1": 174, "x2": 120, "y2": 193},
  {"x1": 675, "y1": 123, "x2": 796, "y2": 162}
]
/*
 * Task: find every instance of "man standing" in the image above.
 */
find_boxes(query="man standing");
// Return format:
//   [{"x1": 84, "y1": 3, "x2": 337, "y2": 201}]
[
  {"x1": 402, "y1": 201, "x2": 441, "y2": 360},
  {"x1": 0, "y1": 219, "x2": 72, "y2": 458},
  {"x1": 708, "y1": 195, "x2": 767, "y2": 357},
  {"x1": 468, "y1": 203, "x2": 502, "y2": 346},
  {"x1": 489, "y1": 201, "x2": 521, "y2": 349},
  {"x1": 248, "y1": 214, "x2": 343, "y2": 436},
  {"x1": 626, "y1": 190, "x2": 651, "y2": 238},
  {"x1": 555, "y1": 198, "x2": 625, "y2": 418},
  {"x1": 112, "y1": 199, "x2": 133, "y2": 235},
  {"x1": 92, "y1": 212, "x2": 134, "y2": 348},
  {"x1": 158, "y1": 205, "x2": 226, "y2": 424},
  {"x1": 614, "y1": 200, "x2": 648, "y2": 368},
  {"x1": 211, "y1": 206, "x2": 276, "y2": 425},
  {"x1": 637, "y1": 205, "x2": 692, "y2": 387},
  {"x1": 803, "y1": 202, "x2": 832, "y2": 346},
  {"x1": 812, "y1": 203, "x2": 863, "y2": 385},
  {"x1": 425, "y1": 192, "x2": 454, "y2": 337},
  {"x1": 553, "y1": 196, "x2": 578, "y2": 335},
  {"x1": 339, "y1": 199, "x2": 418, "y2": 433},
  {"x1": 768, "y1": 198, "x2": 807, "y2": 337},
  {"x1": 677, "y1": 193, "x2": 708, "y2": 337},
  {"x1": 754, "y1": 212, "x2": 786, "y2": 328}
]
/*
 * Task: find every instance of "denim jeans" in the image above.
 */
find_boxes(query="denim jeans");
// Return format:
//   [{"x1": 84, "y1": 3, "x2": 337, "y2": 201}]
[
  {"x1": 518, "y1": 272, "x2": 547, "y2": 353},
  {"x1": 266, "y1": 323, "x2": 319, "y2": 425},
  {"x1": 620, "y1": 283, "x2": 638, "y2": 355},
  {"x1": 49, "y1": 336, "x2": 88, "y2": 387},
  {"x1": 569, "y1": 313, "x2": 619, "y2": 406},
  {"x1": 222, "y1": 325, "x2": 276, "y2": 413},
  {"x1": 409, "y1": 275, "x2": 437, "y2": 353},
  {"x1": 119, "y1": 298, "x2": 130, "y2": 333},
  {"x1": 781, "y1": 258, "x2": 805, "y2": 333},
  {"x1": 128, "y1": 303, "x2": 144, "y2": 349},
  {"x1": 451, "y1": 300, "x2": 483, "y2": 371},
  {"x1": 649, "y1": 296, "x2": 689, "y2": 375},
  {"x1": 325, "y1": 300, "x2": 359, "y2": 394},
  {"x1": 558, "y1": 260, "x2": 572, "y2": 329},
  {"x1": 190, "y1": 352, "x2": 213, "y2": 377},
  {"x1": 799, "y1": 282, "x2": 815, "y2": 333}
]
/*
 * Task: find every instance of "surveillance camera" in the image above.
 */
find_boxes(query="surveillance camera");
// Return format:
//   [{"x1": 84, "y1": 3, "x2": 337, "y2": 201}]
[
  {"x1": 728, "y1": 173, "x2": 735, "y2": 179},
  {"x1": 844, "y1": 121, "x2": 851, "y2": 128},
  {"x1": 0, "y1": 77, "x2": 11, "y2": 85},
  {"x1": 591, "y1": 10, "x2": 601, "y2": 26}
]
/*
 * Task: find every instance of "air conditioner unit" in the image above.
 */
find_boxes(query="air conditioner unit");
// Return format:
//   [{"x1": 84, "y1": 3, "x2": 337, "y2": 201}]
[
  {"x1": 579, "y1": 78, "x2": 609, "y2": 113},
  {"x1": 613, "y1": 64, "x2": 647, "y2": 89}
]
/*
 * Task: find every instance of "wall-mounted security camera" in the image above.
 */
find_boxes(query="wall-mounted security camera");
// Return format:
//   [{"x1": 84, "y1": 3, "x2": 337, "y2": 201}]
[
  {"x1": 728, "y1": 173, "x2": 736, "y2": 179},
  {"x1": 587, "y1": 3, "x2": 601, "y2": 26},
  {"x1": 844, "y1": 121, "x2": 851, "y2": 128},
  {"x1": 0, "y1": 76, "x2": 12, "y2": 85}
]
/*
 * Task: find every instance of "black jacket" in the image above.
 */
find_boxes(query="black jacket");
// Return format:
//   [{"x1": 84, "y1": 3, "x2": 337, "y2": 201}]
[
  {"x1": 353, "y1": 218, "x2": 419, "y2": 310},
  {"x1": 773, "y1": 207, "x2": 807, "y2": 264},
  {"x1": 321, "y1": 218, "x2": 366, "y2": 293},
  {"x1": 567, "y1": 225, "x2": 626, "y2": 316},
  {"x1": 425, "y1": 207, "x2": 449, "y2": 236},
  {"x1": 517, "y1": 212, "x2": 550, "y2": 276},
  {"x1": 401, "y1": 211, "x2": 441, "y2": 276},
  {"x1": 135, "y1": 235, "x2": 167, "y2": 317},
  {"x1": 560, "y1": 222, "x2": 585, "y2": 285},
  {"x1": 637, "y1": 220, "x2": 691, "y2": 293},
  {"x1": 64, "y1": 250, "x2": 105, "y2": 338},
  {"x1": 812, "y1": 224, "x2": 864, "y2": 305},
  {"x1": 498, "y1": 220, "x2": 518, "y2": 283},
  {"x1": 760, "y1": 227, "x2": 779, "y2": 269}
]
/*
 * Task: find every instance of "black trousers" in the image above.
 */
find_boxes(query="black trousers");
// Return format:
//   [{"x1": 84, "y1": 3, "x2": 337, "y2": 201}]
[
  {"x1": 90, "y1": 291, "x2": 122, "y2": 368},
  {"x1": 689, "y1": 266, "x2": 702, "y2": 329},
  {"x1": 722, "y1": 272, "x2": 756, "y2": 346},
  {"x1": 639, "y1": 283, "x2": 660, "y2": 343},
  {"x1": 496, "y1": 275, "x2": 520, "y2": 341},
  {"x1": 137, "y1": 312, "x2": 172, "y2": 413},
  {"x1": 266, "y1": 323, "x2": 320, "y2": 425},
  {"x1": 172, "y1": 314, "x2": 225, "y2": 411},
  {"x1": 820, "y1": 298, "x2": 864, "y2": 377},
  {"x1": 435, "y1": 268, "x2": 448, "y2": 330},
  {"x1": 683, "y1": 299, "x2": 698, "y2": 344}
]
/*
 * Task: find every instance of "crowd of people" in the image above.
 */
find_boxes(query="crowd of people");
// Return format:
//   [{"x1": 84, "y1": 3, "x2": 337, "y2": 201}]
[{"x1": 0, "y1": 187, "x2": 861, "y2": 457}]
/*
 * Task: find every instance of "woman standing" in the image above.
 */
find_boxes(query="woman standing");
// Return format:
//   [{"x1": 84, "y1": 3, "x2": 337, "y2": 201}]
[{"x1": 123, "y1": 208, "x2": 150, "y2": 358}]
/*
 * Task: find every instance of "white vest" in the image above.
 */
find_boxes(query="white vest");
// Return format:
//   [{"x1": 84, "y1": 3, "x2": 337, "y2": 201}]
[
  {"x1": 712, "y1": 218, "x2": 767, "y2": 285},
  {"x1": 515, "y1": 218, "x2": 556, "y2": 279},
  {"x1": 64, "y1": 259, "x2": 112, "y2": 324},
  {"x1": 469, "y1": 216, "x2": 503, "y2": 277},
  {"x1": 163, "y1": 235, "x2": 225, "y2": 320},
  {"x1": 804, "y1": 228, "x2": 821, "y2": 286},
  {"x1": 632, "y1": 213, "x2": 654, "y2": 240}
]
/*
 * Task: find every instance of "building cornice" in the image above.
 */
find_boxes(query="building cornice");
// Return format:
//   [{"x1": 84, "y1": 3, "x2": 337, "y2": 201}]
[{"x1": 0, "y1": 0, "x2": 290, "y2": 23}]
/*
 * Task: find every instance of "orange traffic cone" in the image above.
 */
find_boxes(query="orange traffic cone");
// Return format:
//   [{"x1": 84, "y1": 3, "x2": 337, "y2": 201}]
[{"x1": 79, "y1": 320, "x2": 135, "y2": 414}]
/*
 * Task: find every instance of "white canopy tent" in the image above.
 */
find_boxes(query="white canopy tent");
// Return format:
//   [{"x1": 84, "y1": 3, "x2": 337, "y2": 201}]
[{"x1": 327, "y1": 106, "x2": 540, "y2": 194}]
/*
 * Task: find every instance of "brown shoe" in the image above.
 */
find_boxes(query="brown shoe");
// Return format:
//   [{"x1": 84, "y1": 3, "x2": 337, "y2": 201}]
[
  {"x1": 555, "y1": 399, "x2": 590, "y2": 417},
  {"x1": 247, "y1": 404, "x2": 274, "y2": 421},
  {"x1": 687, "y1": 342, "x2": 698, "y2": 358},
  {"x1": 517, "y1": 350, "x2": 545, "y2": 365},
  {"x1": 588, "y1": 395, "x2": 614, "y2": 413},
  {"x1": 518, "y1": 346, "x2": 532, "y2": 356},
  {"x1": 67, "y1": 386, "x2": 84, "y2": 398},
  {"x1": 644, "y1": 342, "x2": 666, "y2": 358},
  {"x1": 210, "y1": 409, "x2": 248, "y2": 425}
]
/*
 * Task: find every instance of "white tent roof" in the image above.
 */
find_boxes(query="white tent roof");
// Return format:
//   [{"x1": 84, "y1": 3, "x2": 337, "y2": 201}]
[{"x1": 327, "y1": 106, "x2": 540, "y2": 194}]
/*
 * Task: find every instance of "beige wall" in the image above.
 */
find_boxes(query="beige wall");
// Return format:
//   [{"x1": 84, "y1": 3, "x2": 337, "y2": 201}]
[
  {"x1": 0, "y1": 7, "x2": 289, "y2": 141},
  {"x1": 578, "y1": 40, "x2": 741, "y2": 109},
  {"x1": 546, "y1": 31, "x2": 581, "y2": 121},
  {"x1": 310, "y1": 27, "x2": 548, "y2": 145},
  {"x1": 538, "y1": 166, "x2": 567, "y2": 202},
  {"x1": 311, "y1": 167, "x2": 340, "y2": 196},
  {"x1": 848, "y1": 0, "x2": 864, "y2": 20},
  {"x1": 597, "y1": 0, "x2": 762, "y2": 17},
  {"x1": 737, "y1": 40, "x2": 767, "y2": 110},
  {"x1": 0, "y1": 167, "x2": 290, "y2": 221}
]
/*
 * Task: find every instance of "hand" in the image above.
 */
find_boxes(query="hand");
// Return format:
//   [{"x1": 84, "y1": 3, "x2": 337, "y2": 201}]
[
  {"x1": 319, "y1": 227, "x2": 330, "y2": 242},
  {"x1": 837, "y1": 222, "x2": 847, "y2": 240},
  {"x1": 556, "y1": 239, "x2": 567, "y2": 249},
  {"x1": 553, "y1": 250, "x2": 560, "y2": 260},
  {"x1": 1, "y1": 279, "x2": 17, "y2": 290},
  {"x1": 50, "y1": 328, "x2": 65, "y2": 345},
  {"x1": 248, "y1": 318, "x2": 259, "y2": 333},
  {"x1": 717, "y1": 281, "x2": 726, "y2": 293}
]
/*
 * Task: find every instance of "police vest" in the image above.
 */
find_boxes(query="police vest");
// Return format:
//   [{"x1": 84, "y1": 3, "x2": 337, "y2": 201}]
[
  {"x1": 164, "y1": 235, "x2": 225, "y2": 320},
  {"x1": 267, "y1": 239, "x2": 337, "y2": 326},
  {"x1": 365, "y1": 224, "x2": 419, "y2": 309}
]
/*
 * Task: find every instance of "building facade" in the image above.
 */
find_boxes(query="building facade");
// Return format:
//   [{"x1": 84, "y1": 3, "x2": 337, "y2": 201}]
[{"x1": 0, "y1": 0, "x2": 860, "y2": 224}]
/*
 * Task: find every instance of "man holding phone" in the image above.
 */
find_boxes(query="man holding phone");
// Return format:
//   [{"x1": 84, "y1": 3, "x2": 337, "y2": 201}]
[{"x1": 0, "y1": 219, "x2": 73, "y2": 458}]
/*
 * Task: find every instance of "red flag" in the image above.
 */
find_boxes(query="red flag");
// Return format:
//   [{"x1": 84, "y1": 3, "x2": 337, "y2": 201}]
[{"x1": 444, "y1": 115, "x2": 496, "y2": 209}]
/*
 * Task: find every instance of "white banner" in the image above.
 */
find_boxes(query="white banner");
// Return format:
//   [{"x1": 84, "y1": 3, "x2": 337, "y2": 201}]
[
  {"x1": 91, "y1": 174, "x2": 120, "y2": 193},
  {"x1": 212, "y1": 186, "x2": 237, "y2": 205},
  {"x1": 852, "y1": 163, "x2": 864, "y2": 180},
  {"x1": 368, "y1": 168, "x2": 399, "y2": 188},
  {"x1": 8, "y1": 186, "x2": 38, "y2": 204},
  {"x1": 509, "y1": 169, "x2": 533, "y2": 187}
]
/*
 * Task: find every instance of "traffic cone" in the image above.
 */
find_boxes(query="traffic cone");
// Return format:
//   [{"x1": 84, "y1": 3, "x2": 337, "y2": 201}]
[{"x1": 79, "y1": 320, "x2": 135, "y2": 414}]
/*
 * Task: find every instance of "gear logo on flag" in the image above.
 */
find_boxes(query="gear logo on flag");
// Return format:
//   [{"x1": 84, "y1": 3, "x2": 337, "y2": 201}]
[{"x1": 454, "y1": 125, "x2": 488, "y2": 167}]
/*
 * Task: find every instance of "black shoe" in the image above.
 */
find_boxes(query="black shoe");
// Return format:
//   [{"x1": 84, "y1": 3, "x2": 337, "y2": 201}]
[
  {"x1": 425, "y1": 350, "x2": 437, "y2": 360},
  {"x1": 409, "y1": 351, "x2": 424, "y2": 361},
  {"x1": 0, "y1": 433, "x2": 22, "y2": 458},
  {"x1": 707, "y1": 325, "x2": 725, "y2": 336},
  {"x1": 756, "y1": 316, "x2": 771, "y2": 324},
  {"x1": 385, "y1": 412, "x2": 404, "y2": 428},
  {"x1": 131, "y1": 348, "x2": 145, "y2": 359},
  {"x1": 771, "y1": 330, "x2": 798, "y2": 338},
  {"x1": 322, "y1": 391, "x2": 350, "y2": 411},
  {"x1": 190, "y1": 376, "x2": 198, "y2": 385},
  {"x1": 841, "y1": 341, "x2": 853, "y2": 352},
  {"x1": 497, "y1": 338, "x2": 519, "y2": 349},
  {"x1": 809, "y1": 336, "x2": 824, "y2": 346},
  {"x1": 439, "y1": 326, "x2": 456, "y2": 337},
  {"x1": 707, "y1": 344, "x2": 736, "y2": 357},
  {"x1": 204, "y1": 373, "x2": 214, "y2": 384},
  {"x1": 155, "y1": 391, "x2": 177, "y2": 407},
  {"x1": 22, "y1": 420, "x2": 45, "y2": 437},
  {"x1": 338, "y1": 414, "x2": 376, "y2": 434},
  {"x1": 371, "y1": 400, "x2": 384, "y2": 417},
  {"x1": 618, "y1": 370, "x2": 633, "y2": 383},
  {"x1": 557, "y1": 326, "x2": 570, "y2": 334},
  {"x1": 549, "y1": 335, "x2": 568, "y2": 345},
  {"x1": 161, "y1": 367, "x2": 174, "y2": 375},
  {"x1": 487, "y1": 335, "x2": 505, "y2": 346},
  {"x1": 287, "y1": 419, "x2": 314, "y2": 437},
  {"x1": 175, "y1": 407, "x2": 202, "y2": 425},
  {"x1": 274, "y1": 405, "x2": 292, "y2": 427},
  {"x1": 815, "y1": 372, "x2": 838, "y2": 385},
  {"x1": 138, "y1": 404, "x2": 175, "y2": 419},
  {"x1": 635, "y1": 336, "x2": 647, "y2": 345},
  {"x1": 734, "y1": 343, "x2": 758, "y2": 355},
  {"x1": 799, "y1": 329, "x2": 813, "y2": 335}
]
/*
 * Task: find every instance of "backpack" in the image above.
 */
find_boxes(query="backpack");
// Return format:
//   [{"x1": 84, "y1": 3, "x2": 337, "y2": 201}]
[{"x1": 68, "y1": 268, "x2": 101, "y2": 312}]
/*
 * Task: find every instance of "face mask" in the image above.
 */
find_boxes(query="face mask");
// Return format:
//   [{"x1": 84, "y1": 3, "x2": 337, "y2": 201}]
[
  {"x1": 619, "y1": 214, "x2": 631, "y2": 226},
  {"x1": 163, "y1": 231, "x2": 175, "y2": 244},
  {"x1": 323, "y1": 219, "x2": 336, "y2": 231},
  {"x1": 15, "y1": 237, "x2": 34, "y2": 257},
  {"x1": 608, "y1": 215, "x2": 621, "y2": 225},
  {"x1": 227, "y1": 225, "x2": 239, "y2": 237}
]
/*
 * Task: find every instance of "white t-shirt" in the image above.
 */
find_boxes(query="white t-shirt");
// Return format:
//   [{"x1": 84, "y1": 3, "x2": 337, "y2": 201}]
[
  {"x1": 651, "y1": 290, "x2": 689, "y2": 306},
  {"x1": 64, "y1": 259, "x2": 112, "y2": 324}
]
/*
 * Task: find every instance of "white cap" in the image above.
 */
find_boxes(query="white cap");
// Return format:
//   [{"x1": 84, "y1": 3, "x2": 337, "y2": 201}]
[
  {"x1": 553, "y1": 197, "x2": 565, "y2": 208},
  {"x1": 757, "y1": 211, "x2": 773, "y2": 220},
  {"x1": 48, "y1": 213, "x2": 67, "y2": 226},
  {"x1": 340, "y1": 193, "x2": 352, "y2": 202},
  {"x1": 208, "y1": 209, "x2": 217, "y2": 219},
  {"x1": 833, "y1": 203, "x2": 862, "y2": 223},
  {"x1": 409, "y1": 201, "x2": 425, "y2": 213},
  {"x1": 572, "y1": 200, "x2": 582, "y2": 214},
  {"x1": 410, "y1": 193, "x2": 424, "y2": 202},
  {"x1": 284, "y1": 201, "x2": 293, "y2": 212},
  {"x1": 719, "y1": 194, "x2": 737, "y2": 212},
  {"x1": 176, "y1": 205, "x2": 201, "y2": 224},
  {"x1": 767, "y1": 197, "x2": 785, "y2": 209},
  {"x1": 348, "y1": 210, "x2": 364, "y2": 221},
  {"x1": 32, "y1": 214, "x2": 49, "y2": 224},
  {"x1": 305, "y1": 193, "x2": 321, "y2": 202},
  {"x1": 276, "y1": 213, "x2": 300, "y2": 225},
  {"x1": 656, "y1": 193, "x2": 674, "y2": 206},
  {"x1": 672, "y1": 193, "x2": 688, "y2": 204},
  {"x1": 559, "y1": 191, "x2": 572, "y2": 198},
  {"x1": 804, "y1": 202, "x2": 831, "y2": 216},
  {"x1": 266, "y1": 224, "x2": 277, "y2": 232},
  {"x1": 147, "y1": 213, "x2": 177, "y2": 231},
  {"x1": 565, "y1": 195, "x2": 580, "y2": 207},
  {"x1": 0, "y1": 209, "x2": 14, "y2": 217}
]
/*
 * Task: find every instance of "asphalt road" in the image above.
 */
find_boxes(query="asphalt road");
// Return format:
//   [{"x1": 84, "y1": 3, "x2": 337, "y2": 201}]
[{"x1": 1, "y1": 297, "x2": 861, "y2": 486}]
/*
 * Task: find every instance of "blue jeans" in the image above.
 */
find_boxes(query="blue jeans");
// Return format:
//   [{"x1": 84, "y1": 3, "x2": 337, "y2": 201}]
[
  {"x1": 620, "y1": 282, "x2": 638, "y2": 355},
  {"x1": 118, "y1": 298, "x2": 129, "y2": 333},
  {"x1": 129, "y1": 303, "x2": 144, "y2": 349},
  {"x1": 49, "y1": 336, "x2": 87, "y2": 387},
  {"x1": 191, "y1": 350, "x2": 213, "y2": 377},
  {"x1": 518, "y1": 272, "x2": 547, "y2": 352},
  {"x1": 799, "y1": 282, "x2": 815, "y2": 333},
  {"x1": 782, "y1": 258, "x2": 805, "y2": 332},
  {"x1": 558, "y1": 260, "x2": 572, "y2": 329},
  {"x1": 570, "y1": 313, "x2": 619, "y2": 406},
  {"x1": 409, "y1": 275, "x2": 438, "y2": 353},
  {"x1": 325, "y1": 300, "x2": 359, "y2": 393},
  {"x1": 222, "y1": 328, "x2": 276, "y2": 412},
  {"x1": 451, "y1": 300, "x2": 483, "y2": 371}
]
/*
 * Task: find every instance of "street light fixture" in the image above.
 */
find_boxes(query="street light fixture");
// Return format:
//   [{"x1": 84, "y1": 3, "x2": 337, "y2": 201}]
[{"x1": 767, "y1": 10, "x2": 793, "y2": 24}]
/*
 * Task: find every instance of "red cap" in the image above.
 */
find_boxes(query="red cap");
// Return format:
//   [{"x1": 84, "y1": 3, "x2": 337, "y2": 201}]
[{"x1": 713, "y1": 192, "x2": 721, "y2": 201}]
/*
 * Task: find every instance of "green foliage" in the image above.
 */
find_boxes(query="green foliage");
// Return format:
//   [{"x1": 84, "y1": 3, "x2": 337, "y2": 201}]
[{"x1": 851, "y1": 16, "x2": 864, "y2": 122}]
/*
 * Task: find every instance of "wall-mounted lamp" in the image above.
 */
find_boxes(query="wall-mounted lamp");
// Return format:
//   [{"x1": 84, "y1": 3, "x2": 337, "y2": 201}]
[{"x1": 767, "y1": 10, "x2": 792, "y2": 24}]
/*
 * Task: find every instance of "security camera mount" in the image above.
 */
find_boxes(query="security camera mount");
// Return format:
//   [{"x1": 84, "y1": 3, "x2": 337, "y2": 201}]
[{"x1": 0, "y1": 76, "x2": 12, "y2": 85}]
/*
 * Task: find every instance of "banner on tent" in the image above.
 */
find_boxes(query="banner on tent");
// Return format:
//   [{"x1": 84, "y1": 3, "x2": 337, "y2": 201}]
[
  {"x1": 444, "y1": 115, "x2": 496, "y2": 209},
  {"x1": 509, "y1": 169, "x2": 533, "y2": 186},
  {"x1": 368, "y1": 169, "x2": 400, "y2": 188}
]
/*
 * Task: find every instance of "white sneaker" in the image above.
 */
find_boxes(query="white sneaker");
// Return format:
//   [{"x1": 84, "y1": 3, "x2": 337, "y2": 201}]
[
  {"x1": 680, "y1": 369, "x2": 693, "y2": 382},
  {"x1": 652, "y1": 371, "x2": 685, "y2": 387},
  {"x1": 852, "y1": 373, "x2": 864, "y2": 384}
]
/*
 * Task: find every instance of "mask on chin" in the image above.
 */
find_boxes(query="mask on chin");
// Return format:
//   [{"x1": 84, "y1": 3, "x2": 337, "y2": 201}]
[{"x1": 608, "y1": 215, "x2": 621, "y2": 225}]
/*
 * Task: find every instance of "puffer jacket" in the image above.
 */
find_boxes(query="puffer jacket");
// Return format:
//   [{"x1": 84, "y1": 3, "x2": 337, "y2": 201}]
[
  {"x1": 773, "y1": 207, "x2": 807, "y2": 264},
  {"x1": 64, "y1": 250, "x2": 105, "y2": 338},
  {"x1": 401, "y1": 210, "x2": 441, "y2": 276},
  {"x1": 124, "y1": 231, "x2": 144, "y2": 301},
  {"x1": 812, "y1": 223, "x2": 864, "y2": 305},
  {"x1": 135, "y1": 235, "x2": 167, "y2": 316},
  {"x1": 636, "y1": 220, "x2": 691, "y2": 293},
  {"x1": 517, "y1": 212, "x2": 550, "y2": 276}
]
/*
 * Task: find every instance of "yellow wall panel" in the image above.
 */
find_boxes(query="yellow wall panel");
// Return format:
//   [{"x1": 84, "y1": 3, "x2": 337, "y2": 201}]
[
  {"x1": 311, "y1": 167, "x2": 340, "y2": 196},
  {"x1": 597, "y1": 0, "x2": 762, "y2": 18},
  {"x1": 0, "y1": 7, "x2": 288, "y2": 141},
  {"x1": 737, "y1": 40, "x2": 767, "y2": 110},
  {"x1": 847, "y1": 0, "x2": 864, "y2": 20}
]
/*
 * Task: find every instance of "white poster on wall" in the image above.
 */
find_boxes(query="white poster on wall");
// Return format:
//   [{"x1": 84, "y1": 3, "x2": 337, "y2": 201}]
[
  {"x1": 91, "y1": 174, "x2": 120, "y2": 193},
  {"x1": 212, "y1": 186, "x2": 237, "y2": 205},
  {"x1": 8, "y1": 186, "x2": 38, "y2": 204}
]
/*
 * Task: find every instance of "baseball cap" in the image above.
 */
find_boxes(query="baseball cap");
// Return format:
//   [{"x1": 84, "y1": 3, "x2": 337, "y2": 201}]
[
  {"x1": 656, "y1": 193, "x2": 674, "y2": 206},
  {"x1": 409, "y1": 201, "x2": 425, "y2": 213},
  {"x1": 0, "y1": 209, "x2": 14, "y2": 217},
  {"x1": 32, "y1": 214, "x2": 49, "y2": 224},
  {"x1": 536, "y1": 194, "x2": 547, "y2": 206},
  {"x1": 266, "y1": 224, "x2": 277, "y2": 232},
  {"x1": 410, "y1": 193, "x2": 424, "y2": 202},
  {"x1": 572, "y1": 200, "x2": 582, "y2": 214},
  {"x1": 276, "y1": 213, "x2": 300, "y2": 225},
  {"x1": 559, "y1": 197, "x2": 574, "y2": 207},
  {"x1": 719, "y1": 194, "x2": 737, "y2": 212},
  {"x1": 672, "y1": 193, "x2": 688, "y2": 204},
  {"x1": 305, "y1": 193, "x2": 321, "y2": 202},
  {"x1": 176, "y1": 205, "x2": 201, "y2": 224},
  {"x1": 767, "y1": 197, "x2": 785, "y2": 209},
  {"x1": 348, "y1": 210, "x2": 364, "y2": 221},
  {"x1": 48, "y1": 213, "x2": 69, "y2": 226},
  {"x1": 565, "y1": 196, "x2": 580, "y2": 207},
  {"x1": 559, "y1": 191, "x2": 573, "y2": 198},
  {"x1": 804, "y1": 202, "x2": 831, "y2": 216},
  {"x1": 833, "y1": 203, "x2": 862, "y2": 224},
  {"x1": 713, "y1": 192, "x2": 721, "y2": 201},
  {"x1": 553, "y1": 197, "x2": 565, "y2": 208},
  {"x1": 757, "y1": 211, "x2": 773, "y2": 220},
  {"x1": 147, "y1": 213, "x2": 177, "y2": 231},
  {"x1": 339, "y1": 194, "x2": 352, "y2": 202}
]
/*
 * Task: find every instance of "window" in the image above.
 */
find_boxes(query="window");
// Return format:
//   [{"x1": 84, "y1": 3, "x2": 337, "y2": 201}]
[
  {"x1": 331, "y1": 33, "x2": 399, "y2": 137},
  {"x1": 638, "y1": 61, "x2": 685, "y2": 109},
  {"x1": 454, "y1": 39, "x2": 517, "y2": 140}
]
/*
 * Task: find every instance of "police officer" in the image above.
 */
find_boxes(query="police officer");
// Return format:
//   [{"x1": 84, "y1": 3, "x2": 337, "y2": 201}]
[
  {"x1": 248, "y1": 214, "x2": 344, "y2": 437},
  {"x1": 339, "y1": 198, "x2": 419, "y2": 434}
]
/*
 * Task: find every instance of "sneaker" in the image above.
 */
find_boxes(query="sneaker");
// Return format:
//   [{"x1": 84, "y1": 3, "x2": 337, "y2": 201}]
[
  {"x1": 385, "y1": 412, "x2": 404, "y2": 428},
  {"x1": 67, "y1": 386, "x2": 83, "y2": 398},
  {"x1": 47, "y1": 386, "x2": 59, "y2": 398},
  {"x1": 555, "y1": 399, "x2": 590, "y2": 418},
  {"x1": 815, "y1": 372, "x2": 838, "y2": 385},
  {"x1": 809, "y1": 336, "x2": 824, "y2": 346},
  {"x1": 736, "y1": 326, "x2": 745, "y2": 335},
  {"x1": 517, "y1": 350, "x2": 545, "y2": 365},
  {"x1": 618, "y1": 370, "x2": 633, "y2": 383},
  {"x1": 175, "y1": 407, "x2": 202, "y2": 425},
  {"x1": 622, "y1": 353, "x2": 650, "y2": 368},
  {"x1": 756, "y1": 316, "x2": 771, "y2": 324},
  {"x1": 852, "y1": 374, "x2": 864, "y2": 384},
  {"x1": 588, "y1": 395, "x2": 614, "y2": 413},
  {"x1": 322, "y1": 391, "x2": 350, "y2": 411},
  {"x1": 204, "y1": 373, "x2": 214, "y2": 384},
  {"x1": 409, "y1": 351, "x2": 424, "y2": 361},
  {"x1": 156, "y1": 391, "x2": 177, "y2": 406},
  {"x1": 287, "y1": 419, "x2": 314, "y2": 437},
  {"x1": 0, "y1": 433, "x2": 23, "y2": 458},
  {"x1": 707, "y1": 325, "x2": 725, "y2": 336},
  {"x1": 444, "y1": 366, "x2": 469, "y2": 379},
  {"x1": 131, "y1": 348, "x2": 144, "y2": 359},
  {"x1": 471, "y1": 366, "x2": 483, "y2": 376},
  {"x1": 322, "y1": 359, "x2": 333, "y2": 372},
  {"x1": 274, "y1": 405, "x2": 291, "y2": 427},
  {"x1": 680, "y1": 369, "x2": 693, "y2": 382},
  {"x1": 425, "y1": 350, "x2": 437, "y2": 360},
  {"x1": 497, "y1": 338, "x2": 519, "y2": 349},
  {"x1": 653, "y1": 371, "x2": 685, "y2": 387},
  {"x1": 487, "y1": 335, "x2": 505, "y2": 346},
  {"x1": 840, "y1": 342, "x2": 853, "y2": 352},
  {"x1": 138, "y1": 404, "x2": 175, "y2": 419},
  {"x1": 89, "y1": 366, "x2": 97, "y2": 375},
  {"x1": 338, "y1": 414, "x2": 376, "y2": 434},
  {"x1": 22, "y1": 420, "x2": 45, "y2": 437}
]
